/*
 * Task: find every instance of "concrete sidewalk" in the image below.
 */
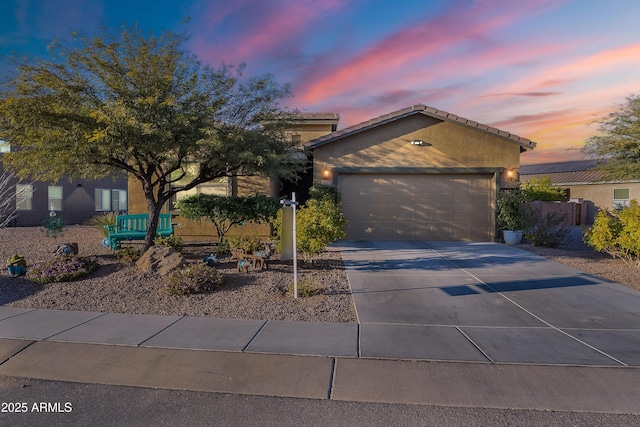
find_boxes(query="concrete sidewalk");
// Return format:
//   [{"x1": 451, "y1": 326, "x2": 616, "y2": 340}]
[{"x1": 0, "y1": 307, "x2": 639, "y2": 414}]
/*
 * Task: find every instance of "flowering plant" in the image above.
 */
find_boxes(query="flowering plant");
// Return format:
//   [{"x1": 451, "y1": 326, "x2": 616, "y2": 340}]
[
  {"x1": 163, "y1": 263, "x2": 224, "y2": 296},
  {"x1": 26, "y1": 256, "x2": 98, "y2": 284}
]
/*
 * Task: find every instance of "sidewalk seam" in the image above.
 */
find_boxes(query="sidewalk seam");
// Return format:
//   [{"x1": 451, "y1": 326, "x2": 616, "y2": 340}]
[
  {"x1": 328, "y1": 357, "x2": 336, "y2": 400},
  {"x1": 242, "y1": 319, "x2": 269, "y2": 352},
  {"x1": 137, "y1": 315, "x2": 186, "y2": 347}
]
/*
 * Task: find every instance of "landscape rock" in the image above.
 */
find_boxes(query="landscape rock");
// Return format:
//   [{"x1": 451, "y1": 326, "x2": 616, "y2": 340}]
[{"x1": 136, "y1": 246, "x2": 186, "y2": 276}]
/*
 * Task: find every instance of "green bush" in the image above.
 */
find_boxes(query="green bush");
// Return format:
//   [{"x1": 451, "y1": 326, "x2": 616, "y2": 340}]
[
  {"x1": 154, "y1": 234, "x2": 183, "y2": 252},
  {"x1": 115, "y1": 246, "x2": 142, "y2": 263},
  {"x1": 227, "y1": 234, "x2": 264, "y2": 253},
  {"x1": 26, "y1": 256, "x2": 98, "y2": 284},
  {"x1": 309, "y1": 183, "x2": 341, "y2": 204},
  {"x1": 287, "y1": 278, "x2": 320, "y2": 297},
  {"x1": 521, "y1": 176, "x2": 568, "y2": 202},
  {"x1": 584, "y1": 200, "x2": 640, "y2": 267},
  {"x1": 213, "y1": 240, "x2": 231, "y2": 256},
  {"x1": 496, "y1": 189, "x2": 534, "y2": 231},
  {"x1": 526, "y1": 211, "x2": 569, "y2": 248},
  {"x1": 296, "y1": 198, "x2": 347, "y2": 261},
  {"x1": 163, "y1": 263, "x2": 224, "y2": 296},
  {"x1": 89, "y1": 212, "x2": 118, "y2": 237}
]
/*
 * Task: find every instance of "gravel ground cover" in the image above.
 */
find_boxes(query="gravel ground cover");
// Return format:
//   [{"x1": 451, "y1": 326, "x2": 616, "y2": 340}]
[
  {"x1": 0, "y1": 226, "x2": 357, "y2": 323},
  {"x1": 1, "y1": 226, "x2": 638, "y2": 323}
]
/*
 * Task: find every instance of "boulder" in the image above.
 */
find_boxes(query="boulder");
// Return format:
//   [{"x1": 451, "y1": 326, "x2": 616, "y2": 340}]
[{"x1": 136, "y1": 246, "x2": 186, "y2": 276}]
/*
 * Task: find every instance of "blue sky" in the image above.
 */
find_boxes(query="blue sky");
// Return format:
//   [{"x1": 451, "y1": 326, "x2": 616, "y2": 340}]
[{"x1": 1, "y1": 0, "x2": 639, "y2": 163}]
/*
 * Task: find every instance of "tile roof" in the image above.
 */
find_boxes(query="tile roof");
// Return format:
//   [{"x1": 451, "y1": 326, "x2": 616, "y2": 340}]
[
  {"x1": 305, "y1": 104, "x2": 537, "y2": 151},
  {"x1": 520, "y1": 160, "x2": 598, "y2": 174},
  {"x1": 519, "y1": 160, "x2": 640, "y2": 185}
]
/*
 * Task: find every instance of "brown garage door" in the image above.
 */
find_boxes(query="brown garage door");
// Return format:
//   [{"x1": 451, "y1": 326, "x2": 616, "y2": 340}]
[{"x1": 338, "y1": 173, "x2": 495, "y2": 241}]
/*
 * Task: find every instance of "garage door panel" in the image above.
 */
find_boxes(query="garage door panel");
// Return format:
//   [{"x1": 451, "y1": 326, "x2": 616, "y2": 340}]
[{"x1": 338, "y1": 173, "x2": 495, "y2": 241}]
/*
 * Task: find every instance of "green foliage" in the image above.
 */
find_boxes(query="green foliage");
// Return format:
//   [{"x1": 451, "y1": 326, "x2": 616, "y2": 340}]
[
  {"x1": 496, "y1": 189, "x2": 534, "y2": 231},
  {"x1": 43, "y1": 216, "x2": 66, "y2": 239},
  {"x1": 521, "y1": 176, "x2": 567, "y2": 202},
  {"x1": 163, "y1": 263, "x2": 224, "y2": 296},
  {"x1": 287, "y1": 278, "x2": 320, "y2": 297},
  {"x1": 89, "y1": 212, "x2": 118, "y2": 237},
  {"x1": 213, "y1": 240, "x2": 231, "y2": 256},
  {"x1": 308, "y1": 183, "x2": 341, "y2": 204},
  {"x1": 153, "y1": 235, "x2": 183, "y2": 252},
  {"x1": 584, "y1": 200, "x2": 640, "y2": 267},
  {"x1": 26, "y1": 256, "x2": 98, "y2": 284},
  {"x1": 295, "y1": 198, "x2": 347, "y2": 262},
  {"x1": 525, "y1": 211, "x2": 570, "y2": 248},
  {"x1": 175, "y1": 193, "x2": 280, "y2": 243},
  {"x1": 0, "y1": 23, "x2": 306, "y2": 249},
  {"x1": 227, "y1": 234, "x2": 264, "y2": 253},
  {"x1": 583, "y1": 94, "x2": 640, "y2": 180},
  {"x1": 115, "y1": 246, "x2": 142, "y2": 263}
]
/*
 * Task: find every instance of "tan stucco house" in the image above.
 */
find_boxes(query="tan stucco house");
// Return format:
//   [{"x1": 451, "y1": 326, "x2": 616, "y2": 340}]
[
  {"x1": 521, "y1": 160, "x2": 640, "y2": 223},
  {"x1": 306, "y1": 104, "x2": 536, "y2": 241},
  {"x1": 128, "y1": 104, "x2": 536, "y2": 242}
]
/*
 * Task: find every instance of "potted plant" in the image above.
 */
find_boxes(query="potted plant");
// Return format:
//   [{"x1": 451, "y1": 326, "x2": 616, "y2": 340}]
[{"x1": 496, "y1": 189, "x2": 533, "y2": 245}]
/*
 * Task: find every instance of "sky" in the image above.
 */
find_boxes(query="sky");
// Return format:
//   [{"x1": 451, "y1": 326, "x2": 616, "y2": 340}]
[{"x1": 1, "y1": 0, "x2": 639, "y2": 164}]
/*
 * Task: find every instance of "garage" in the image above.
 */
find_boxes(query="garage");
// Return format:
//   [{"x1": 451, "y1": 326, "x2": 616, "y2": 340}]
[
  {"x1": 338, "y1": 172, "x2": 496, "y2": 241},
  {"x1": 305, "y1": 104, "x2": 536, "y2": 243}
]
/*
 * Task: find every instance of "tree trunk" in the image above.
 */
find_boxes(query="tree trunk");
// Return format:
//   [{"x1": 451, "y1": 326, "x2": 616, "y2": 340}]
[{"x1": 144, "y1": 198, "x2": 162, "y2": 251}]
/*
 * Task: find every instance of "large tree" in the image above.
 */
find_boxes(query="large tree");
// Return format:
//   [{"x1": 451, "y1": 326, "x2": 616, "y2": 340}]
[
  {"x1": 583, "y1": 94, "x2": 640, "y2": 180},
  {"x1": 0, "y1": 24, "x2": 305, "y2": 249}
]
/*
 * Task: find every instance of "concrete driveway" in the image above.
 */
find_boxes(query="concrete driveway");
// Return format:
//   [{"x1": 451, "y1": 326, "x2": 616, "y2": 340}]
[{"x1": 338, "y1": 240, "x2": 640, "y2": 366}]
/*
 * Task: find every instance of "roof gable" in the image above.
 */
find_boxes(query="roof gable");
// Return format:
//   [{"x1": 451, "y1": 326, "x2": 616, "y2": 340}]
[{"x1": 305, "y1": 104, "x2": 536, "y2": 152}]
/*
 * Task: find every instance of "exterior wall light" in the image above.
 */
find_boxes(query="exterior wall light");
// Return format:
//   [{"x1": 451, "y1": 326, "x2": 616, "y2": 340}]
[
  {"x1": 321, "y1": 168, "x2": 332, "y2": 179},
  {"x1": 410, "y1": 140, "x2": 431, "y2": 146},
  {"x1": 505, "y1": 168, "x2": 518, "y2": 181}
]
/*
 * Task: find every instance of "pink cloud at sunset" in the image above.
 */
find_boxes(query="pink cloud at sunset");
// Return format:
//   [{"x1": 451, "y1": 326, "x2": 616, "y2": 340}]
[{"x1": 1, "y1": 0, "x2": 639, "y2": 164}]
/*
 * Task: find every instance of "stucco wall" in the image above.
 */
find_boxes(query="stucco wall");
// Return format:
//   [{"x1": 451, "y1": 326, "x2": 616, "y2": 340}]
[
  {"x1": 312, "y1": 114, "x2": 522, "y2": 187},
  {"x1": 563, "y1": 182, "x2": 640, "y2": 223}
]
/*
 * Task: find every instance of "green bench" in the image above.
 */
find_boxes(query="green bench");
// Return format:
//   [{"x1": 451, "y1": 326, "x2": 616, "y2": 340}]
[{"x1": 105, "y1": 214, "x2": 174, "y2": 250}]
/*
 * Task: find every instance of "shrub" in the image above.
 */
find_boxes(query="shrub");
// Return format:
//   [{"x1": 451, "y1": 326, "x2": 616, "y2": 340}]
[
  {"x1": 26, "y1": 256, "x2": 98, "y2": 284},
  {"x1": 526, "y1": 211, "x2": 570, "y2": 248},
  {"x1": 43, "y1": 215, "x2": 66, "y2": 239},
  {"x1": 115, "y1": 246, "x2": 142, "y2": 263},
  {"x1": 227, "y1": 234, "x2": 264, "y2": 253},
  {"x1": 496, "y1": 189, "x2": 534, "y2": 231},
  {"x1": 273, "y1": 197, "x2": 347, "y2": 262},
  {"x1": 309, "y1": 183, "x2": 341, "y2": 204},
  {"x1": 89, "y1": 212, "x2": 118, "y2": 237},
  {"x1": 521, "y1": 176, "x2": 568, "y2": 202},
  {"x1": 584, "y1": 200, "x2": 640, "y2": 267},
  {"x1": 154, "y1": 235, "x2": 183, "y2": 252},
  {"x1": 287, "y1": 278, "x2": 320, "y2": 297},
  {"x1": 163, "y1": 263, "x2": 224, "y2": 296},
  {"x1": 213, "y1": 240, "x2": 231, "y2": 256}
]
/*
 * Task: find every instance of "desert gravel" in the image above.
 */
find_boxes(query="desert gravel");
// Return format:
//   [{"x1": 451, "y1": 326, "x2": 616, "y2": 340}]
[
  {"x1": 0, "y1": 226, "x2": 357, "y2": 323},
  {"x1": 1, "y1": 226, "x2": 639, "y2": 323}
]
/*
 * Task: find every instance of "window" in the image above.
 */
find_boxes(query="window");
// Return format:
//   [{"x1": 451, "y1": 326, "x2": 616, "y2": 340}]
[
  {"x1": 96, "y1": 189, "x2": 127, "y2": 212},
  {"x1": 95, "y1": 189, "x2": 110, "y2": 211},
  {"x1": 111, "y1": 189, "x2": 127, "y2": 211},
  {"x1": 16, "y1": 184, "x2": 33, "y2": 210},
  {"x1": 48, "y1": 186, "x2": 63, "y2": 211},
  {"x1": 0, "y1": 140, "x2": 9, "y2": 153},
  {"x1": 613, "y1": 188, "x2": 630, "y2": 209}
]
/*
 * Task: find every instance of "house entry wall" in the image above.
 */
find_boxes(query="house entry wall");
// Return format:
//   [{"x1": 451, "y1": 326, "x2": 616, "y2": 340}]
[{"x1": 338, "y1": 173, "x2": 495, "y2": 241}]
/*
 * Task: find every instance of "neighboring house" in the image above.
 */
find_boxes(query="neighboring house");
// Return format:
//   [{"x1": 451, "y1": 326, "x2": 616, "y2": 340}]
[
  {"x1": 521, "y1": 160, "x2": 640, "y2": 223},
  {"x1": 1, "y1": 142, "x2": 129, "y2": 227},
  {"x1": 127, "y1": 104, "x2": 536, "y2": 242},
  {"x1": 305, "y1": 104, "x2": 535, "y2": 241}
]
